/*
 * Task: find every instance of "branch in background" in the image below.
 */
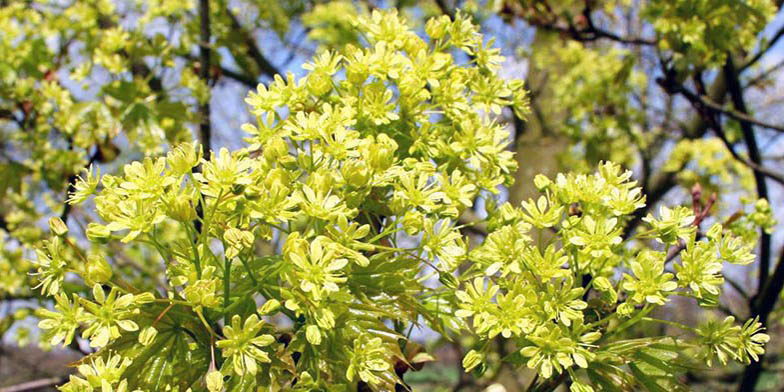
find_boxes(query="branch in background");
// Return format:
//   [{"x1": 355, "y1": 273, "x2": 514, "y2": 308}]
[
  {"x1": 0, "y1": 376, "x2": 69, "y2": 392},
  {"x1": 198, "y1": 0, "x2": 212, "y2": 156},
  {"x1": 666, "y1": 81, "x2": 784, "y2": 134},
  {"x1": 744, "y1": 58, "x2": 784, "y2": 88},
  {"x1": 457, "y1": 209, "x2": 488, "y2": 236},
  {"x1": 739, "y1": 247, "x2": 784, "y2": 391},
  {"x1": 724, "y1": 275, "x2": 750, "y2": 301},
  {"x1": 434, "y1": 0, "x2": 455, "y2": 19},
  {"x1": 218, "y1": 65, "x2": 257, "y2": 88},
  {"x1": 711, "y1": 123, "x2": 784, "y2": 186},
  {"x1": 723, "y1": 58, "x2": 772, "y2": 292},
  {"x1": 225, "y1": 6, "x2": 281, "y2": 80},
  {"x1": 740, "y1": 24, "x2": 784, "y2": 71},
  {"x1": 656, "y1": 76, "x2": 784, "y2": 186},
  {"x1": 624, "y1": 65, "x2": 729, "y2": 239},
  {"x1": 519, "y1": 8, "x2": 655, "y2": 46},
  {"x1": 60, "y1": 149, "x2": 100, "y2": 224}
]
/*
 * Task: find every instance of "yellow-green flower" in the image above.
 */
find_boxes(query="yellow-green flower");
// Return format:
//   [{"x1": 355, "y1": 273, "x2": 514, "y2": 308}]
[{"x1": 217, "y1": 315, "x2": 275, "y2": 375}]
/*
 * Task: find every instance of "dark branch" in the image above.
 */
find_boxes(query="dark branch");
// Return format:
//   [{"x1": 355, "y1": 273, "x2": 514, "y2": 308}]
[
  {"x1": 225, "y1": 7, "x2": 281, "y2": 80},
  {"x1": 740, "y1": 24, "x2": 784, "y2": 71},
  {"x1": 218, "y1": 66, "x2": 257, "y2": 88},
  {"x1": 60, "y1": 149, "x2": 100, "y2": 224},
  {"x1": 744, "y1": 57, "x2": 784, "y2": 88},
  {"x1": 434, "y1": 0, "x2": 455, "y2": 19},
  {"x1": 198, "y1": 0, "x2": 212, "y2": 155},
  {"x1": 739, "y1": 247, "x2": 784, "y2": 391},
  {"x1": 656, "y1": 76, "x2": 784, "y2": 186},
  {"x1": 709, "y1": 114, "x2": 784, "y2": 186},
  {"x1": 723, "y1": 58, "x2": 772, "y2": 292},
  {"x1": 527, "y1": 17, "x2": 655, "y2": 46},
  {"x1": 0, "y1": 376, "x2": 68, "y2": 392},
  {"x1": 672, "y1": 84, "x2": 784, "y2": 134}
]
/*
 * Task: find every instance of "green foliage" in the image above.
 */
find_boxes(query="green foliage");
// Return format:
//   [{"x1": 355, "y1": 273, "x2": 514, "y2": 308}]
[
  {"x1": 1, "y1": 1, "x2": 780, "y2": 391},
  {"x1": 645, "y1": 0, "x2": 776, "y2": 68},
  {"x1": 29, "y1": 9, "x2": 533, "y2": 391},
  {"x1": 456, "y1": 163, "x2": 765, "y2": 389},
  {"x1": 533, "y1": 41, "x2": 646, "y2": 166}
]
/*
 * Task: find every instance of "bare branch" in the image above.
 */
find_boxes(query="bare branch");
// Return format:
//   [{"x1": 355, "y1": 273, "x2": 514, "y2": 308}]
[
  {"x1": 740, "y1": 24, "x2": 784, "y2": 71},
  {"x1": 198, "y1": 0, "x2": 212, "y2": 155},
  {"x1": 670, "y1": 83, "x2": 784, "y2": 134},
  {"x1": 225, "y1": 6, "x2": 281, "y2": 79},
  {"x1": 0, "y1": 377, "x2": 68, "y2": 392},
  {"x1": 723, "y1": 58, "x2": 773, "y2": 292}
]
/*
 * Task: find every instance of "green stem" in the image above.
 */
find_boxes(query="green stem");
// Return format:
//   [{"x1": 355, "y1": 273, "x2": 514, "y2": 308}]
[
  {"x1": 183, "y1": 222, "x2": 202, "y2": 279},
  {"x1": 640, "y1": 316, "x2": 698, "y2": 334},
  {"x1": 238, "y1": 254, "x2": 257, "y2": 285},
  {"x1": 223, "y1": 256, "x2": 231, "y2": 325},
  {"x1": 196, "y1": 307, "x2": 221, "y2": 339},
  {"x1": 601, "y1": 304, "x2": 653, "y2": 342}
]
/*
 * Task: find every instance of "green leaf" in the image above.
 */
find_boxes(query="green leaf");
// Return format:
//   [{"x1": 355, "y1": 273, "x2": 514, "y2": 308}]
[{"x1": 75, "y1": 304, "x2": 211, "y2": 392}]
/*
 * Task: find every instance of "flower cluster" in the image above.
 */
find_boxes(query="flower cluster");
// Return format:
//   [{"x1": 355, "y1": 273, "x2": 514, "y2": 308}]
[
  {"x1": 16, "y1": 6, "x2": 770, "y2": 392},
  {"x1": 30, "y1": 9, "x2": 530, "y2": 391},
  {"x1": 454, "y1": 163, "x2": 767, "y2": 388}
]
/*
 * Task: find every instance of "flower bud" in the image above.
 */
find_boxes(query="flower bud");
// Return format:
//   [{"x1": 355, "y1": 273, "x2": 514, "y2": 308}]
[
  {"x1": 306, "y1": 324, "x2": 322, "y2": 345},
  {"x1": 206, "y1": 370, "x2": 224, "y2": 392},
  {"x1": 425, "y1": 15, "x2": 450, "y2": 40},
  {"x1": 263, "y1": 136, "x2": 289, "y2": 162},
  {"x1": 306, "y1": 70, "x2": 332, "y2": 96},
  {"x1": 462, "y1": 349, "x2": 483, "y2": 372},
  {"x1": 366, "y1": 134, "x2": 397, "y2": 171},
  {"x1": 533, "y1": 174, "x2": 552, "y2": 190},
  {"x1": 168, "y1": 194, "x2": 196, "y2": 222},
  {"x1": 167, "y1": 142, "x2": 201, "y2": 176},
  {"x1": 617, "y1": 302, "x2": 634, "y2": 317},
  {"x1": 86, "y1": 223, "x2": 111, "y2": 243},
  {"x1": 224, "y1": 228, "x2": 254, "y2": 259},
  {"x1": 438, "y1": 271, "x2": 459, "y2": 290},
  {"x1": 263, "y1": 168, "x2": 290, "y2": 190},
  {"x1": 86, "y1": 254, "x2": 112, "y2": 284},
  {"x1": 341, "y1": 159, "x2": 370, "y2": 188},
  {"x1": 401, "y1": 210, "x2": 424, "y2": 235},
  {"x1": 48, "y1": 217, "x2": 68, "y2": 236},
  {"x1": 138, "y1": 326, "x2": 158, "y2": 346},
  {"x1": 258, "y1": 299, "x2": 281, "y2": 315}
]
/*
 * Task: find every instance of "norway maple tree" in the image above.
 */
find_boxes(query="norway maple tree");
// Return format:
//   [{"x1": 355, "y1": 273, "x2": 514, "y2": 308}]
[{"x1": 1, "y1": 1, "x2": 783, "y2": 391}]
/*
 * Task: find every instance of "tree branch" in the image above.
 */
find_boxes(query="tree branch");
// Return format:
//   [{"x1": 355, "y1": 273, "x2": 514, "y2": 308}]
[
  {"x1": 624, "y1": 66, "x2": 730, "y2": 239},
  {"x1": 745, "y1": 57, "x2": 784, "y2": 88},
  {"x1": 740, "y1": 24, "x2": 784, "y2": 71},
  {"x1": 723, "y1": 58, "x2": 772, "y2": 292},
  {"x1": 225, "y1": 6, "x2": 281, "y2": 80},
  {"x1": 198, "y1": 0, "x2": 212, "y2": 155},
  {"x1": 434, "y1": 0, "x2": 455, "y2": 19},
  {"x1": 524, "y1": 13, "x2": 655, "y2": 46},
  {"x1": 0, "y1": 377, "x2": 68, "y2": 392},
  {"x1": 656, "y1": 75, "x2": 784, "y2": 186},
  {"x1": 218, "y1": 65, "x2": 257, "y2": 88},
  {"x1": 709, "y1": 114, "x2": 784, "y2": 186},
  {"x1": 60, "y1": 149, "x2": 99, "y2": 224},
  {"x1": 739, "y1": 247, "x2": 784, "y2": 391},
  {"x1": 667, "y1": 81, "x2": 784, "y2": 134}
]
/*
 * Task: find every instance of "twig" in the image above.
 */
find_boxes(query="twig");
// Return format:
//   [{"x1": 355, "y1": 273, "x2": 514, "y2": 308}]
[
  {"x1": 0, "y1": 377, "x2": 68, "y2": 392},
  {"x1": 224, "y1": 5, "x2": 281, "y2": 79},
  {"x1": 740, "y1": 24, "x2": 784, "y2": 71},
  {"x1": 666, "y1": 80, "x2": 784, "y2": 134},
  {"x1": 198, "y1": 0, "x2": 212, "y2": 155},
  {"x1": 723, "y1": 58, "x2": 772, "y2": 289}
]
